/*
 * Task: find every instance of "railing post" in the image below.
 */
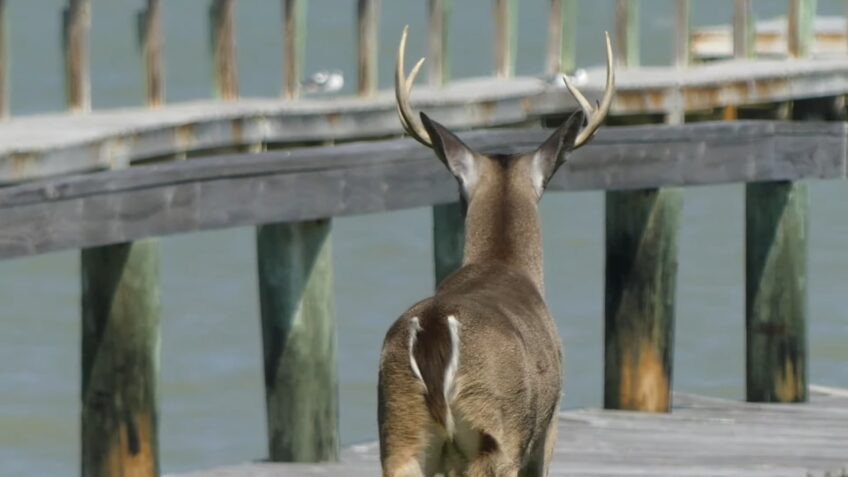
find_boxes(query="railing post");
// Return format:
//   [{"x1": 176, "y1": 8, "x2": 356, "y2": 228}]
[
  {"x1": 427, "y1": 0, "x2": 464, "y2": 286},
  {"x1": 72, "y1": 2, "x2": 161, "y2": 475},
  {"x1": 614, "y1": 0, "x2": 639, "y2": 68},
  {"x1": 256, "y1": 1, "x2": 339, "y2": 462},
  {"x1": 673, "y1": 0, "x2": 690, "y2": 69},
  {"x1": 744, "y1": 0, "x2": 814, "y2": 403},
  {"x1": 357, "y1": 0, "x2": 379, "y2": 96},
  {"x1": 209, "y1": 0, "x2": 238, "y2": 100},
  {"x1": 605, "y1": 0, "x2": 681, "y2": 413},
  {"x1": 733, "y1": 0, "x2": 754, "y2": 59},
  {"x1": 0, "y1": 0, "x2": 8, "y2": 119},
  {"x1": 282, "y1": 0, "x2": 306, "y2": 99},
  {"x1": 137, "y1": 0, "x2": 163, "y2": 107},
  {"x1": 788, "y1": 0, "x2": 817, "y2": 58},
  {"x1": 546, "y1": 0, "x2": 577, "y2": 75},
  {"x1": 63, "y1": 0, "x2": 91, "y2": 113},
  {"x1": 493, "y1": 0, "x2": 517, "y2": 78}
]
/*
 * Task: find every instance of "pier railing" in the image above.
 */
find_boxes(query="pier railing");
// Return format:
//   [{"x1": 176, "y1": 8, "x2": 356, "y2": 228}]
[{"x1": 0, "y1": 1, "x2": 845, "y2": 475}]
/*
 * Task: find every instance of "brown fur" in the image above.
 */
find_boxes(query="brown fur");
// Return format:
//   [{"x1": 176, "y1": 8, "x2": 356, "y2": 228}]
[{"x1": 378, "y1": 112, "x2": 585, "y2": 477}]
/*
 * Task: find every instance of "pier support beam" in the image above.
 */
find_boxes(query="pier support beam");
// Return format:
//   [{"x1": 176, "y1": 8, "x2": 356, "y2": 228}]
[
  {"x1": 81, "y1": 240, "x2": 161, "y2": 477},
  {"x1": 604, "y1": 189, "x2": 681, "y2": 412},
  {"x1": 257, "y1": 219, "x2": 339, "y2": 461}
]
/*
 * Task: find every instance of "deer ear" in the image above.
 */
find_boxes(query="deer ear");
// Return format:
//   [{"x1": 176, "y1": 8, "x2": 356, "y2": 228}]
[
  {"x1": 531, "y1": 110, "x2": 585, "y2": 194},
  {"x1": 420, "y1": 113, "x2": 478, "y2": 195}
]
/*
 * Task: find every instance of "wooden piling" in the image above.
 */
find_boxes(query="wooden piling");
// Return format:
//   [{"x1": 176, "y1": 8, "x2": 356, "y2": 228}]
[
  {"x1": 81, "y1": 241, "x2": 160, "y2": 477},
  {"x1": 493, "y1": 0, "x2": 517, "y2": 78},
  {"x1": 283, "y1": 0, "x2": 306, "y2": 99},
  {"x1": 63, "y1": 0, "x2": 91, "y2": 112},
  {"x1": 257, "y1": 221, "x2": 339, "y2": 461},
  {"x1": 137, "y1": 0, "x2": 163, "y2": 107},
  {"x1": 745, "y1": 180, "x2": 808, "y2": 403},
  {"x1": 210, "y1": 0, "x2": 238, "y2": 100},
  {"x1": 357, "y1": 0, "x2": 379, "y2": 97},
  {"x1": 546, "y1": 0, "x2": 576, "y2": 75},
  {"x1": 257, "y1": 7, "x2": 338, "y2": 462},
  {"x1": 605, "y1": 0, "x2": 681, "y2": 413}
]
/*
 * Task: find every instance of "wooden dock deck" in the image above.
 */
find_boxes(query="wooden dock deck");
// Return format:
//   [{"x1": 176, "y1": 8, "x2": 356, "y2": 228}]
[{"x1": 169, "y1": 387, "x2": 848, "y2": 477}]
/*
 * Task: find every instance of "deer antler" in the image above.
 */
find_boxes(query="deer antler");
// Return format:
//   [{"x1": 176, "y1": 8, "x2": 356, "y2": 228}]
[
  {"x1": 395, "y1": 26, "x2": 432, "y2": 147},
  {"x1": 564, "y1": 32, "x2": 616, "y2": 148},
  {"x1": 395, "y1": 27, "x2": 615, "y2": 150}
]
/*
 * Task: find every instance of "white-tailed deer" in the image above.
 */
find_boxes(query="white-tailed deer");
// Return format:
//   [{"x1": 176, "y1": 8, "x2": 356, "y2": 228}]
[{"x1": 378, "y1": 27, "x2": 615, "y2": 477}]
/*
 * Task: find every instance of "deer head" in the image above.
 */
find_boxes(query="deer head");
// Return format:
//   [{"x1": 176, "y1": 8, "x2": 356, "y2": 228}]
[{"x1": 395, "y1": 26, "x2": 615, "y2": 203}]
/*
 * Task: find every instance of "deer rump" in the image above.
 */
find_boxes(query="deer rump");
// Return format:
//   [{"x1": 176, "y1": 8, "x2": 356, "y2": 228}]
[{"x1": 378, "y1": 263, "x2": 563, "y2": 474}]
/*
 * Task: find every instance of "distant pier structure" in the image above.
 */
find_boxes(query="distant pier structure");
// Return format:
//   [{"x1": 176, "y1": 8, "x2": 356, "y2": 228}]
[{"x1": 0, "y1": 1, "x2": 846, "y2": 476}]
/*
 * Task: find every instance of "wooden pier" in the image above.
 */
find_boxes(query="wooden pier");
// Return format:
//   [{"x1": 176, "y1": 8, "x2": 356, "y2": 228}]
[
  {"x1": 168, "y1": 387, "x2": 848, "y2": 477},
  {"x1": 1, "y1": 0, "x2": 847, "y2": 475}
]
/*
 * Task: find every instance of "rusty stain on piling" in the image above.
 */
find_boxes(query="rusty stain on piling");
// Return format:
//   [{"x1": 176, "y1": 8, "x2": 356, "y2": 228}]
[
  {"x1": 10, "y1": 153, "x2": 37, "y2": 180},
  {"x1": 618, "y1": 341, "x2": 670, "y2": 412},
  {"x1": 101, "y1": 411, "x2": 156, "y2": 477}
]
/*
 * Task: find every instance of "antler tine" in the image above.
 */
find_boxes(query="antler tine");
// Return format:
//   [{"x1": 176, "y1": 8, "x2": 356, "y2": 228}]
[
  {"x1": 564, "y1": 31, "x2": 616, "y2": 148},
  {"x1": 395, "y1": 26, "x2": 433, "y2": 147}
]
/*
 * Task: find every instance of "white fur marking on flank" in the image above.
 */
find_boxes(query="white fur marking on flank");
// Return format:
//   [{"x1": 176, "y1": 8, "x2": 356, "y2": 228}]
[
  {"x1": 531, "y1": 152, "x2": 546, "y2": 197},
  {"x1": 444, "y1": 315, "x2": 461, "y2": 435},
  {"x1": 408, "y1": 317, "x2": 426, "y2": 392}
]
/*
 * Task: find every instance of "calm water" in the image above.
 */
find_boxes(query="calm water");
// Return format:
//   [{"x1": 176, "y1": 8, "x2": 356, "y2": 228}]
[{"x1": 0, "y1": 1, "x2": 847, "y2": 475}]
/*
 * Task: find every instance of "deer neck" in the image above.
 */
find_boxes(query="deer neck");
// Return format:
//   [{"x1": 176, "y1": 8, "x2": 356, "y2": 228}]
[{"x1": 462, "y1": 177, "x2": 544, "y2": 291}]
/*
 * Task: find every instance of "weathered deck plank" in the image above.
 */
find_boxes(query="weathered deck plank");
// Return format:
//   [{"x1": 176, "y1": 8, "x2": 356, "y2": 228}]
[
  {"x1": 0, "y1": 121, "x2": 844, "y2": 260},
  {"x1": 3, "y1": 57, "x2": 848, "y2": 182},
  {"x1": 166, "y1": 391, "x2": 848, "y2": 477}
]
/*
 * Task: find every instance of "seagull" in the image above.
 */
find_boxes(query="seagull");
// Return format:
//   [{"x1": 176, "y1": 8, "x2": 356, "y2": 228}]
[
  {"x1": 544, "y1": 68, "x2": 589, "y2": 88},
  {"x1": 302, "y1": 70, "x2": 344, "y2": 94}
]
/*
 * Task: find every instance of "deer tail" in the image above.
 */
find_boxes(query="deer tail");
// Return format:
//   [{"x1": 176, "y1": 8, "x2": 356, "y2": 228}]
[{"x1": 408, "y1": 314, "x2": 460, "y2": 436}]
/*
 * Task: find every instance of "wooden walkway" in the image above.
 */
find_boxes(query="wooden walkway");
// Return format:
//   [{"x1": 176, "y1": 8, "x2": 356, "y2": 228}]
[{"x1": 169, "y1": 387, "x2": 848, "y2": 477}]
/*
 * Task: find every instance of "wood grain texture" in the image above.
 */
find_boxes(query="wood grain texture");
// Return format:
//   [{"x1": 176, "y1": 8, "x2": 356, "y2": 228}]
[
  {"x1": 357, "y1": 0, "x2": 379, "y2": 97},
  {"x1": 493, "y1": 0, "x2": 517, "y2": 78},
  {"x1": 547, "y1": 0, "x2": 577, "y2": 75},
  {"x1": 0, "y1": 121, "x2": 844, "y2": 260},
  {"x1": 137, "y1": 0, "x2": 163, "y2": 107},
  {"x1": 209, "y1": 0, "x2": 238, "y2": 100},
  {"x1": 63, "y1": 0, "x2": 91, "y2": 113},
  {"x1": 282, "y1": 0, "x2": 305, "y2": 99},
  {"x1": 81, "y1": 240, "x2": 160, "y2": 477},
  {"x1": 258, "y1": 220, "x2": 339, "y2": 462},
  {"x1": 166, "y1": 391, "x2": 848, "y2": 477}
]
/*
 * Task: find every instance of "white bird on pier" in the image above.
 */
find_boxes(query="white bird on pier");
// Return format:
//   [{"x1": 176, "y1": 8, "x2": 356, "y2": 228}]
[
  {"x1": 544, "y1": 68, "x2": 589, "y2": 88},
  {"x1": 302, "y1": 70, "x2": 345, "y2": 94}
]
